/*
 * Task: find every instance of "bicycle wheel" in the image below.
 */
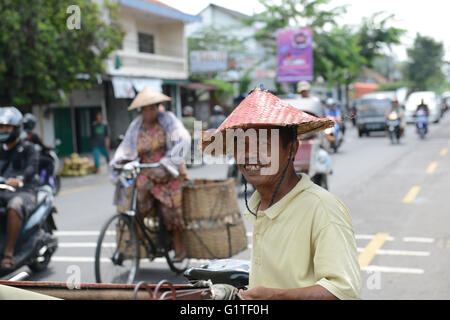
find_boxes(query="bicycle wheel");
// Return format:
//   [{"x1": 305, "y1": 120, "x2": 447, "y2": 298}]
[
  {"x1": 94, "y1": 214, "x2": 140, "y2": 284},
  {"x1": 159, "y1": 222, "x2": 191, "y2": 274}
]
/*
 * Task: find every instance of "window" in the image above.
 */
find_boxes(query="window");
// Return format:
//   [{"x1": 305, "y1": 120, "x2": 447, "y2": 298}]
[{"x1": 138, "y1": 32, "x2": 154, "y2": 54}]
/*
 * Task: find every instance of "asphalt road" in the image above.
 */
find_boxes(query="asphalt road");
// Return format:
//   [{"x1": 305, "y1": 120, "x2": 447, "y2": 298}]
[{"x1": 3, "y1": 113, "x2": 450, "y2": 299}]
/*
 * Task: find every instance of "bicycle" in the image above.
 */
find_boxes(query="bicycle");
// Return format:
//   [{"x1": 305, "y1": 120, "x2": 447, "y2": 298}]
[{"x1": 94, "y1": 160, "x2": 190, "y2": 284}]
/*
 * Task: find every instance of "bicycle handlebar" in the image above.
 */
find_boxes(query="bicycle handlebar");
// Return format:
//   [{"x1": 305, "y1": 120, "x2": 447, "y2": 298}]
[
  {"x1": 0, "y1": 184, "x2": 17, "y2": 192},
  {"x1": 114, "y1": 161, "x2": 161, "y2": 171}
]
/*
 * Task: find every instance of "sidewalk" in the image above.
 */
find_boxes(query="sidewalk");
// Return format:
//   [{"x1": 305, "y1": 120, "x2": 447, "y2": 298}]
[{"x1": 59, "y1": 152, "x2": 111, "y2": 191}]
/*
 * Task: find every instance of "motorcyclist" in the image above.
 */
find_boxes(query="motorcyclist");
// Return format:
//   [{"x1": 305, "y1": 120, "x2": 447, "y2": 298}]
[
  {"x1": 0, "y1": 107, "x2": 39, "y2": 270},
  {"x1": 207, "y1": 105, "x2": 226, "y2": 130},
  {"x1": 325, "y1": 98, "x2": 343, "y2": 143},
  {"x1": 22, "y1": 113, "x2": 55, "y2": 184},
  {"x1": 385, "y1": 98, "x2": 406, "y2": 137},
  {"x1": 413, "y1": 99, "x2": 430, "y2": 134},
  {"x1": 297, "y1": 81, "x2": 322, "y2": 104},
  {"x1": 414, "y1": 99, "x2": 430, "y2": 117}
]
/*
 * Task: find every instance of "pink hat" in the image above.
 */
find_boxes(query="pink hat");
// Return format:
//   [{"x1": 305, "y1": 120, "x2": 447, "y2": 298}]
[{"x1": 202, "y1": 88, "x2": 334, "y2": 154}]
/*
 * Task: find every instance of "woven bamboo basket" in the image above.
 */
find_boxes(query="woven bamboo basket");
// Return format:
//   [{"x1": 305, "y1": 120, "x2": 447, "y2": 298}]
[
  {"x1": 182, "y1": 213, "x2": 248, "y2": 259},
  {"x1": 182, "y1": 178, "x2": 240, "y2": 222},
  {"x1": 116, "y1": 178, "x2": 248, "y2": 260},
  {"x1": 181, "y1": 178, "x2": 247, "y2": 259},
  {"x1": 117, "y1": 184, "x2": 134, "y2": 214}
]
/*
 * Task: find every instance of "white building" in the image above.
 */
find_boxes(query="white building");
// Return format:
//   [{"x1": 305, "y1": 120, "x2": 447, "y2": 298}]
[
  {"x1": 33, "y1": 0, "x2": 198, "y2": 157},
  {"x1": 185, "y1": 3, "x2": 276, "y2": 93}
]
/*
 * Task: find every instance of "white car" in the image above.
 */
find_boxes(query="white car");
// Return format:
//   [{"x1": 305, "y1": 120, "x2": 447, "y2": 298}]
[{"x1": 405, "y1": 91, "x2": 441, "y2": 123}]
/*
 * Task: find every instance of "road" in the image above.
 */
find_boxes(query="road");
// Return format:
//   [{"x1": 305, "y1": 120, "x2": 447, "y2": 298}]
[{"x1": 3, "y1": 113, "x2": 450, "y2": 299}]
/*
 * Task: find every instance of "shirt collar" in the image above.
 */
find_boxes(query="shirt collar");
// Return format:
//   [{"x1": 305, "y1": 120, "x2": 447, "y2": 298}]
[{"x1": 246, "y1": 173, "x2": 313, "y2": 220}]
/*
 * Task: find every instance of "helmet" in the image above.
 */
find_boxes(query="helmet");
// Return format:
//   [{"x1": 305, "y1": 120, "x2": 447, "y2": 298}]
[
  {"x1": 183, "y1": 105, "x2": 194, "y2": 116},
  {"x1": 213, "y1": 105, "x2": 223, "y2": 115},
  {"x1": 23, "y1": 113, "x2": 37, "y2": 133},
  {"x1": 325, "y1": 98, "x2": 336, "y2": 106},
  {"x1": 0, "y1": 106, "x2": 23, "y2": 144},
  {"x1": 297, "y1": 81, "x2": 311, "y2": 93}
]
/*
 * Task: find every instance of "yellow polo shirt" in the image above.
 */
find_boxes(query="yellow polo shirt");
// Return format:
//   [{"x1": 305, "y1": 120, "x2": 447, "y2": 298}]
[{"x1": 245, "y1": 174, "x2": 361, "y2": 300}]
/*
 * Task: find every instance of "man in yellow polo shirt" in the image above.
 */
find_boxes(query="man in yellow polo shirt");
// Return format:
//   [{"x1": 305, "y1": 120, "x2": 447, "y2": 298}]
[
  {"x1": 242, "y1": 171, "x2": 361, "y2": 299},
  {"x1": 201, "y1": 88, "x2": 361, "y2": 300}
]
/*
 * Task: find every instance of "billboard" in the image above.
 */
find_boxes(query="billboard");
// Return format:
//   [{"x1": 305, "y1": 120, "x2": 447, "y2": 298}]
[
  {"x1": 277, "y1": 28, "x2": 314, "y2": 83},
  {"x1": 190, "y1": 50, "x2": 227, "y2": 73}
]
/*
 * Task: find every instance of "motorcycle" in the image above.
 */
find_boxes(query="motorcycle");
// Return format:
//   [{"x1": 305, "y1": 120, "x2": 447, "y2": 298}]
[
  {"x1": 415, "y1": 109, "x2": 428, "y2": 139},
  {"x1": 0, "y1": 178, "x2": 58, "y2": 277},
  {"x1": 184, "y1": 259, "x2": 250, "y2": 290},
  {"x1": 324, "y1": 121, "x2": 342, "y2": 153},
  {"x1": 39, "y1": 149, "x2": 61, "y2": 196},
  {"x1": 294, "y1": 137, "x2": 332, "y2": 190},
  {"x1": 386, "y1": 112, "x2": 401, "y2": 144}
]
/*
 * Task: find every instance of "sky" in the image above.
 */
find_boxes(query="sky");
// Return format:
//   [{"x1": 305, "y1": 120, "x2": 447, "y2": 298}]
[{"x1": 160, "y1": 0, "x2": 450, "y2": 61}]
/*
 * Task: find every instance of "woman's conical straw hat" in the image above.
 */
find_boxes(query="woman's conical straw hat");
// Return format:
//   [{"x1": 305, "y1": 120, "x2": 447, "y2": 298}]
[
  {"x1": 128, "y1": 87, "x2": 171, "y2": 111},
  {"x1": 201, "y1": 88, "x2": 335, "y2": 154}
]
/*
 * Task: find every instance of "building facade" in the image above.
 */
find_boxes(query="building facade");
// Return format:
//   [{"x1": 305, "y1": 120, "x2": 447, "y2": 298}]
[
  {"x1": 185, "y1": 4, "x2": 276, "y2": 93},
  {"x1": 33, "y1": 0, "x2": 198, "y2": 157}
]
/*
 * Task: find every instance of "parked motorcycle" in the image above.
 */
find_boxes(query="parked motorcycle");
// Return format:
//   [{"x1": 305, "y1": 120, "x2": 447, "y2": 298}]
[
  {"x1": 386, "y1": 112, "x2": 401, "y2": 144},
  {"x1": 0, "y1": 179, "x2": 58, "y2": 277},
  {"x1": 415, "y1": 109, "x2": 428, "y2": 139}
]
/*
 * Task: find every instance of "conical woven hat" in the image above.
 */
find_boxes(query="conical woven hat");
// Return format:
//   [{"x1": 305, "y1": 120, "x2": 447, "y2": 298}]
[
  {"x1": 128, "y1": 87, "x2": 171, "y2": 111},
  {"x1": 201, "y1": 88, "x2": 334, "y2": 154}
]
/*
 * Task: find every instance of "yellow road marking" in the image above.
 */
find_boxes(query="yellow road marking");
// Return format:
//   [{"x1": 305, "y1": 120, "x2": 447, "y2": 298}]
[
  {"x1": 426, "y1": 161, "x2": 438, "y2": 174},
  {"x1": 402, "y1": 186, "x2": 421, "y2": 204},
  {"x1": 59, "y1": 184, "x2": 101, "y2": 196},
  {"x1": 358, "y1": 232, "x2": 390, "y2": 268},
  {"x1": 440, "y1": 148, "x2": 448, "y2": 156}
]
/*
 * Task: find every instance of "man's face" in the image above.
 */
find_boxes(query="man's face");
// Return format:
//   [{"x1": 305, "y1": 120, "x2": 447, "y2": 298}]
[
  {"x1": 96, "y1": 113, "x2": 103, "y2": 123},
  {"x1": 0, "y1": 124, "x2": 14, "y2": 134},
  {"x1": 141, "y1": 104, "x2": 159, "y2": 123},
  {"x1": 300, "y1": 90, "x2": 309, "y2": 98},
  {"x1": 234, "y1": 127, "x2": 298, "y2": 189}
]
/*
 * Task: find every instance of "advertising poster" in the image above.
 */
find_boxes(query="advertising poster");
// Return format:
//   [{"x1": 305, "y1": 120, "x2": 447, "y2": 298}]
[{"x1": 277, "y1": 28, "x2": 314, "y2": 83}]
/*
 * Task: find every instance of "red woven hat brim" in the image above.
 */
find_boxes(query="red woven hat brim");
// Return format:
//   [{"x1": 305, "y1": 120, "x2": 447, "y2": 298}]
[{"x1": 201, "y1": 88, "x2": 335, "y2": 155}]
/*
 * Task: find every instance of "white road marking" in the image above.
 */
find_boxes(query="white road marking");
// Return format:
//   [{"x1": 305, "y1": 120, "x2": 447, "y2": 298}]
[
  {"x1": 355, "y1": 234, "x2": 395, "y2": 241},
  {"x1": 51, "y1": 256, "x2": 211, "y2": 264},
  {"x1": 402, "y1": 237, "x2": 435, "y2": 243},
  {"x1": 362, "y1": 265, "x2": 425, "y2": 274},
  {"x1": 55, "y1": 231, "x2": 115, "y2": 236},
  {"x1": 357, "y1": 248, "x2": 430, "y2": 256},
  {"x1": 59, "y1": 242, "x2": 114, "y2": 248}
]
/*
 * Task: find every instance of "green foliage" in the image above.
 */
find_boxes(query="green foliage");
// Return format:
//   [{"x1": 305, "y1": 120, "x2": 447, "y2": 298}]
[
  {"x1": 378, "y1": 81, "x2": 410, "y2": 91},
  {"x1": 314, "y1": 25, "x2": 366, "y2": 85},
  {"x1": 0, "y1": 0, "x2": 123, "y2": 106},
  {"x1": 238, "y1": 71, "x2": 253, "y2": 95},
  {"x1": 203, "y1": 79, "x2": 235, "y2": 102},
  {"x1": 245, "y1": 0, "x2": 346, "y2": 56},
  {"x1": 244, "y1": 0, "x2": 366, "y2": 86},
  {"x1": 406, "y1": 34, "x2": 445, "y2": 91},
  {"x1": 357, "y1": 12, "x2": 406, "y2": 68},
  {"x1": 188, "y1": 25, "x2": 247, "y2": 56}
]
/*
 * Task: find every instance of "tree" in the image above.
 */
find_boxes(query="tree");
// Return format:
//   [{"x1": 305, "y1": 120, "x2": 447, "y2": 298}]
[
  {"x1": 0, "y1": 0, "x2": 123, "y2": 107},
  {"x1": 187, "y1": 25, "x2": 249, "y2": 106},
  {"x1": 406, "y1": 34, "x2": 445, "y2": 91},
  {"x1": 245, "y1": 0, "x2": 348, "y2": 80},
  {"x1": 357, "y1": 12, "x2": 406, "y2": 68}
]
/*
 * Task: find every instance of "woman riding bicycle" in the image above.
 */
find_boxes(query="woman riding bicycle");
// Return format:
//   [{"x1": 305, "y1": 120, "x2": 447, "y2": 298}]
[{"x1": 110, "y1": 87, "x2": 191, "y2": 263}]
